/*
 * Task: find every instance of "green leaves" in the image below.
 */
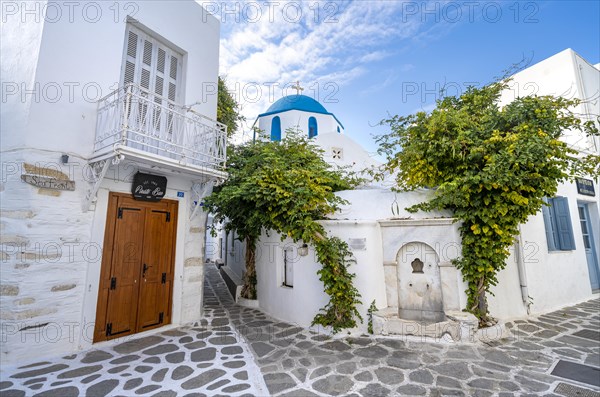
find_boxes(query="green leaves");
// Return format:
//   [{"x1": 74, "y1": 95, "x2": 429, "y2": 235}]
[
  {"x1": 312, "y1": 237, "x2": 363, "y2": 333},
  {"x1": 204, "y1": 129, "x2": 363, "y2": 332},
  {"x1": 377, "y1": 79, "x2": 600, "y2": 325},
  {"x1": 217, "y1": 76, "x2": 245, "y2": 138}
]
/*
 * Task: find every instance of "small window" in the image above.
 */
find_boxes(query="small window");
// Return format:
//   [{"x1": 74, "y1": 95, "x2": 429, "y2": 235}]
[
  {"x1": 337, "y1": 126, "x2": 341, "y2": 133},
  {"x1": 283, "y1": 248, "x2": 293, "y2": 287},
  {"x1": 308, "y1": 117, "x2": 318, "y2": 138},
  {"x1": 542, "y1": 197, "x2": 576, "y2": 251},
  {"x1": 271, "y1": 116, "x2": 281, "y2": 141}
]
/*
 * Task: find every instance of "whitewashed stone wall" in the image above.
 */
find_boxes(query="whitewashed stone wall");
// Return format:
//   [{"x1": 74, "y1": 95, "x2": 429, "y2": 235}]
[
  {"x1": 1, "y1": 150, "x2": 214, "y2": 364},
  {"x1": 1, "y1": 149, "x2": 95, "y2": 362}
]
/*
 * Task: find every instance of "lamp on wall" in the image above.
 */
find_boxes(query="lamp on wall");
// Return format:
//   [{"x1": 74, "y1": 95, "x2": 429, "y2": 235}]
[
  {"x1": 61, "y1": 154, "x2": 69, "y2": 164},
  {"x1": 298, "y1": 243, "x2": 309, "y2": 257}
]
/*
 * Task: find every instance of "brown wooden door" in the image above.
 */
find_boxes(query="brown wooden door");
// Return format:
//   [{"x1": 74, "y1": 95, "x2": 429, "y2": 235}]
[
  {"x1": 136, "y1": 208, "x2": 175, "y2": 331},
  {"x1": 94, "y1": 193, "x2": 177, "y2": 342}
]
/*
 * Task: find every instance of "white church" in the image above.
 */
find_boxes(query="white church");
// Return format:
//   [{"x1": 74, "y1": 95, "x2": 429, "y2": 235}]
[
  {"x1": 256, "y1": 85, "x2": 345, "y2": 140},
  {"x1": 209, "y1": 48, "x2": 600, "y2": 339}
]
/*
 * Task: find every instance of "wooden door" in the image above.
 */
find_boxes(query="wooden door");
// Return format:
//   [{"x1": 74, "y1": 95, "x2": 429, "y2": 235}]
[
  {"x1": 94, "y1": 193, "x2": 177, "y2": 342},
  {"x1": 136, "y1": 207, "x2": 176, "y2": 331}
]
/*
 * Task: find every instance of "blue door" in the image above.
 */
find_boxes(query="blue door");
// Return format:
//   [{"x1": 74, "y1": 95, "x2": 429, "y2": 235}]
[
  {"x1": 271, "y1": 116, "x2": 281, "y2": 141},
  {"x1": 308, "y1": 117, "x2": 318, "y2": 138},
  {"x1": 578, "y1": 204, "x2": 600, "y2": 290}
]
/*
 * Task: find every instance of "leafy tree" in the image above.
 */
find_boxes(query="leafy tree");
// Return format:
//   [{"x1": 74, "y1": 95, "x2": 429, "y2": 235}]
[
  {"x1": 204, "y1": 129, "x2": 363, "y2": 332},
  {"x1": 377, "y1": 80, "x2": 599, "y2": 325},
  {"x1": 217, "y1": 76, "x2": 245, "y2": 137}
]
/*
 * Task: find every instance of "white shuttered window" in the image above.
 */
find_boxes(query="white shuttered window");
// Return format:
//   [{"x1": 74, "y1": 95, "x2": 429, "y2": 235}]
[
  {"x1": 121, "y1": 25, "x2": 184, "y2": 155},
  {"x1": 122, "y1": 25, "x2": 183, "y2": 104}
]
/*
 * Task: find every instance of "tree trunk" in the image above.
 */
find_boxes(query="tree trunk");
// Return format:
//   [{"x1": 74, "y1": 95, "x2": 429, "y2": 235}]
[
  {"x1": 240, "y1": 237, "x2": 257, "y2": 299},
  {"x1": 474, "y1": 276, "x2": 491, "y2": 326}
]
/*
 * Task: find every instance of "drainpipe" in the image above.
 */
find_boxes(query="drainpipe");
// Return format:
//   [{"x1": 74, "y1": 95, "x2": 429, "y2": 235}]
[{"x1": 515, "y1": 225, "x2": 531, "y2": 314}]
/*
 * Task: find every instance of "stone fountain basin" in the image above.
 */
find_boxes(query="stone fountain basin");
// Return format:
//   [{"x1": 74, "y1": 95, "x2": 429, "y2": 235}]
[{"x1": 373, "y1": 307, "x2": 486, "y2": 342}]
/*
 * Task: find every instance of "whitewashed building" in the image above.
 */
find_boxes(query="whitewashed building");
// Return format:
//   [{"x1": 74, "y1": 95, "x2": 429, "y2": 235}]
[
  {"x1": 1, "y1": 0, "x2": 225, "y2": 363},
  {"x1": 214, "y1": 49, "x2": 599, "y2": 337},
  {"x1": 488, "y1": 48, "x2": 600, "y2": 318}
]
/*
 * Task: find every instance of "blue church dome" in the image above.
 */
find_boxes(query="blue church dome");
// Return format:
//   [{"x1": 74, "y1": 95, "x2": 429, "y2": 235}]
[{"x1": 259, "y1": 95, "x2": 330, "y2": 117}]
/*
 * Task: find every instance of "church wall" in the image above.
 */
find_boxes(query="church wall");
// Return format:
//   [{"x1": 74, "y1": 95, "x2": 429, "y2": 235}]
[
  {"x1": 258, "y1": 110, "x2": 342, "y2": 139},
  {"x1": 332, "y1": 189, "x2": 453, "y2": 221},
  {"x1": 254, "y1": 220, "x2": 385, "y2": 333},
  {"x1": 314, "y1": 133, "x2": 381, "y2": 174}
]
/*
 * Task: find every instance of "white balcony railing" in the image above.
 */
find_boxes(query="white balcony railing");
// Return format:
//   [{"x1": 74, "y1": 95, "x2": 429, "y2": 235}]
[{"x1": 93, "y1": 84, "x2": 227, "y2": 174}]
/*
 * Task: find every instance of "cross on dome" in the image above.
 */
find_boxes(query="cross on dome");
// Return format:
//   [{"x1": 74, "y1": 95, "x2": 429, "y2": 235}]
[{"x1": 291, "y1": 81, "x2": 304, "y2": 95}]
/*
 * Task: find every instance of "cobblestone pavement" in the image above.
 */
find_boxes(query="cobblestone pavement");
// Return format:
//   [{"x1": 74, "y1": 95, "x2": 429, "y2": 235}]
[
  {"x1": 1, "y1": 263, "x2": 599, "y2": 396},
  {"x1": 0, "y1": 265, "x2": 269, "y2": 397}
]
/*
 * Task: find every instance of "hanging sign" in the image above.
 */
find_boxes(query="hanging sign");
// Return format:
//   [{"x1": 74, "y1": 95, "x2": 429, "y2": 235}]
[
  {"x1": 131, "y1": 172, "x2": 167, "y2": 201},
  {"x1": 576, "y1": 178, "x2": 595, "y2": 197}
]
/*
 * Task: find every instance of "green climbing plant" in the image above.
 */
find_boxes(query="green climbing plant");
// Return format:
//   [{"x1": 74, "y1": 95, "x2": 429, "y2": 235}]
[
  {"x1": 376, "y1": 79, "x2": 599, "y2": 326},
  {"x1": 367, "y1": 300, "x2": 377, "y2": 334},
  {"x1": 204, "y1": 129, "x2": 363, "y2": 332}
]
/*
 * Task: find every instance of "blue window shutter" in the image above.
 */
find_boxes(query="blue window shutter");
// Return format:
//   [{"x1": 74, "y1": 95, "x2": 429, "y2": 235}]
[
  {"x1": 541, "y1": 199, "x2": 558, "y2": 251},
  {"x1": 308, "y1": 117, "x2": 318, "y2": 138},
  {"x1": 271, "y1": 116, "x2": 281, "y2": 141},
  {"x1": 551, "y1": 197, "x2": 576, "y2": 250}
]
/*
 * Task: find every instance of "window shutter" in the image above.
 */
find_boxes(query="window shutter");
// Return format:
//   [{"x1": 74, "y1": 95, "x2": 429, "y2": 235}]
[
  {"x1": 541, "y1": 198, "x2": 558, "y2": 251},
  {"x1": 124, "y1": 30, "x2": 138, "y2": 85},
  {"x1": 551, "y1": 197, "x2": 576, "y2": 250},
  {"x1": 127, "y1": 31, "x2": 138, "y2": 58},
  {"x1": 157, "y1": 48, "x2": 166, "y2": 73},
  {"x1": 122, "y1": 25, "x2": 182, "y2": 104}
]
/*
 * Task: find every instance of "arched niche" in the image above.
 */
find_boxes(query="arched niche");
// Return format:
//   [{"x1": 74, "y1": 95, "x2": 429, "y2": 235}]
[{"x1": 396, "y1": 241, "x2": 444, "y2": 322}]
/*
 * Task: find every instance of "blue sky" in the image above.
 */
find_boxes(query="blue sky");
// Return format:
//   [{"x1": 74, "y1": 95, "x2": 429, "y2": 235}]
[{"x1": 200, "y1": 1, "x2": 600, "y2": 154}]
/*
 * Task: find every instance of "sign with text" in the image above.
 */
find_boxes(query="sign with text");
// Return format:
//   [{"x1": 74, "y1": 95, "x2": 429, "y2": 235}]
[
  {"x1": 21, "y1": 175, "x2": 75, "y2": 191},
  {"x1": 132, "y1": 172, "x2": 167, "y2": 201},
  {"x1": 576, "y1": 178, "x2": 595, "y2": 197}
]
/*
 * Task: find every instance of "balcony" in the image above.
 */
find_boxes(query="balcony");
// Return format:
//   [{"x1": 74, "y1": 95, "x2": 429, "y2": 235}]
[{"x1": 92, "y1": 84, "x2": 227, "y2": 179}]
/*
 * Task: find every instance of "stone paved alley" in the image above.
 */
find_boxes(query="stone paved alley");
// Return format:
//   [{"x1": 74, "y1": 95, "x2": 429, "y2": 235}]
[{"x1": 1, "y1": 264, "x2": 599, "y2": 396}]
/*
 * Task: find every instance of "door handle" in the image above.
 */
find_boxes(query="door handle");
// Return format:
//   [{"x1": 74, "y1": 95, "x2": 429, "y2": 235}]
[{"x1": 143, "y1": 263, "x2": 152, "y2": 277}]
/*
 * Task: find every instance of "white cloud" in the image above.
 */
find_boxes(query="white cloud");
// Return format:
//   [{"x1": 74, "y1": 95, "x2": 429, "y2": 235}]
[{"x1": 198, "y1": 0, "x2": 445, "y2": 140}]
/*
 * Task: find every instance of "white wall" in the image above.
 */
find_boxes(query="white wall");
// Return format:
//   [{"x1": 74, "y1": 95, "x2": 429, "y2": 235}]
[
  {"x1": 204, "y1": 215, "x2": 219, "y2": 262},
  {"x1": 0, "y1": 0, "x2": 46, "y2": 150},
  {"x1": 333, "y1": 189, "x2": 453, "y2": 221},
  {"x1": 255, "y1": 220, "x2": 385, "y2": 333},
  {"x1": 0, "y1": 150, "x2": 96, "y2": 361},
  {"x1": 500, "y1": 48, "x2": 599, "y2": 154},
  {"x1": 488, "y1": 179, "x2": 600, "y2": 319},
  {"x1": 258, "y1": 110, "x2": 343, "y2": 140},
  {"x1": 314, "y1": 133, "x2": 381, "y2": 176},
  {"x1": 225, "y1": 231, "x2": 247, "y2": 281},
  {"x1": 2, "y1": 0, "x2": 220, "y2": 156}
]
